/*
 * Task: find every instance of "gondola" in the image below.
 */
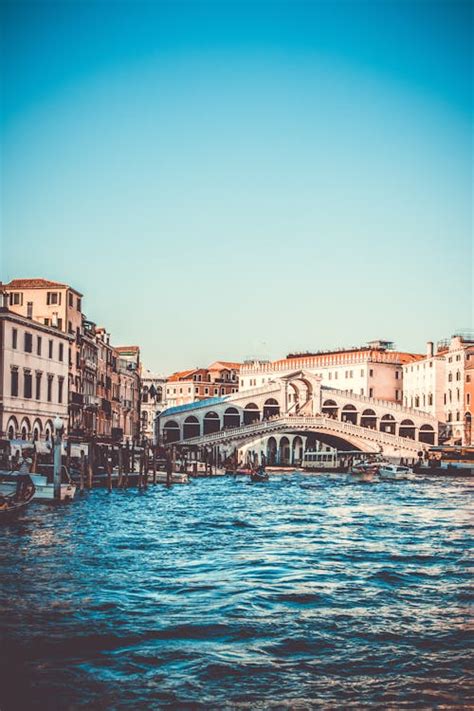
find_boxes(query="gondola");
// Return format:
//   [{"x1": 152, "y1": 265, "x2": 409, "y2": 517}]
[
  {"x1": 0, "y1": 474, "x2": 35, "y2": 516},
  {"x1": 250, "y1": 467, "x2": 269, "y2": 483}
]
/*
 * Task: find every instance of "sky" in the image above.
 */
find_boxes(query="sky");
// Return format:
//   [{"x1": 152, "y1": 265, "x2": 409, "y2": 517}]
[{"x1": 1, "y1": 0, "x2": 472, "y2": 373}]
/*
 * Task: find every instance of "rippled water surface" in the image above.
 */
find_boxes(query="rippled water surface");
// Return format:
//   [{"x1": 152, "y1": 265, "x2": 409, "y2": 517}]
[{"x1": 1, "y1": 474, "x2": 473, "y2": 709}]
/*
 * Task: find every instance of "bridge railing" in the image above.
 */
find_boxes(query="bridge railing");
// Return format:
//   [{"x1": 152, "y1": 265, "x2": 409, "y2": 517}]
[
  {"x1": 178, "y1": 414, "x2": 423, "y2": 451},
  {"x1": 322, "y1": 387, "x2": 435, "y2": 420}
]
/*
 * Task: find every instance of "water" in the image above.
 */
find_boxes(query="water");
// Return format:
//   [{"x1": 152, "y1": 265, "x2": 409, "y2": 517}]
[{"x1": 1, "y1": 474, "x2": 473, "y2": 709}]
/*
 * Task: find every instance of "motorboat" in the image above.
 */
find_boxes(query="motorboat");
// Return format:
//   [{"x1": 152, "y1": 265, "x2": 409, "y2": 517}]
[
  {"x1": 379, "y1": 463, "x2": 414, "y2": 481},
  {"x1": 0, "y1": 465, "x2": 76, "y2": 501},
  {"x1": 0, "y1": 474, "x2": 35, "y2": 516},
  {"x1": 350, "y1": 461, "x2": 379, "y2": 483}
]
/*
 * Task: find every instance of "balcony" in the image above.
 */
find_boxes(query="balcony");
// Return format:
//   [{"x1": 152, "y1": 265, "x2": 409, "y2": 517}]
[
  {"x1": 84, "y1": 394, "x2": 100, "y2": 409},
  {"x1": 81, "y1": 357, "x2": 97, "y2": 372}
]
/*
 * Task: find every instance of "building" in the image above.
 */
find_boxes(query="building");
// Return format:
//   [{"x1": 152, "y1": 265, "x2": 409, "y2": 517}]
[
  {"x1": 3, "y1": 278, "x2": 84, "y2": 432},
  {"x1": 115, "y1": 346, "x2": 141, "y2": 444},
  {"x1": 240, "y1": 341, "x2": 420, "y2": 405},
  {"x1": 95, "y1": 328, "x2": 115, "y2": 440},
  {"x1": 402, "y1": 342, "x2": 446, "y2": 421},
  {"x1": 140, "y1": 369, "x2": 166, "y2": 442},
  {"x1": 165, "y1": 361, "x2": 240, "y2": 408},
  {"x1": 81, "y1": 319, "x2": 100, "y2": 438},
  {"x1": 0, "y1": 294, "x2": 71, "y2": 441},
  {"x1": 443, "y1": 335, "x2": 474, "y2": 444}
]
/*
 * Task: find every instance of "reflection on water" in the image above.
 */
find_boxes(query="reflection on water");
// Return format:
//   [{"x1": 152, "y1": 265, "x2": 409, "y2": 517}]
[{"x1": 1, "y1": 474, "x2": 473, "y2": 709}]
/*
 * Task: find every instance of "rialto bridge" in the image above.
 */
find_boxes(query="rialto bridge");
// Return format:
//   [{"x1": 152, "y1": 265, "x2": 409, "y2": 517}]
[{"x1": 155, "y1": 370, "x2": 439, "y2": 460}]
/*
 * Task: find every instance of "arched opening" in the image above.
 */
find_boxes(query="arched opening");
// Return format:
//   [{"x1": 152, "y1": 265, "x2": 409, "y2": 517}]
[
  {"x1": 183, "y1": 416, "x2": 200, "y2": 439},
  {"x1": 399, "y1": 419, "x2": 416, "y2": 439},
  {"x1": 44, "y1": 419, "x2": 54, "y2": 443},
  {"x1": 243, "y1": 403, "x2": 260, "y2": 425},
  {"x1": 380, "y1": 414, "x2": 396, "y2": 435},
  {"x1": 292, "y1": 436, "x2": 304, "y2": 464},
  {"x1": 322, "y1": 399, "x2": 338, "y2": 418},
  {"x1": 33, "y1": 419, "x2": 42, "y2": 442},
  {"x1": 223, "y1": 407, "x2": 241, "y2": 429},
  {"x1": 163, "y1": 420, "x2": 181, "y2": 443},
  {"x1": 360, "y1": 409, "x2": 377, "y2": 429},
  {"x1": 203, "y1": 411, "x2": 220, "y2": 435},
  {"x1": 419, "y1": 424, "x2": 435, "y2": 445},
  {"x1": 279, "y1": 436, "x2": 291, "y2": 465},
  {"x1": 341, "y1": 404, "x2": 358, "y2": 425},
  {"x1": 7, "y1": 417, "x2": 18, "y2": 440},
  {"x1": 263, "y1": 398, "x2": 280, "y2": 420},
  {"x1": 20, "y1": 418, "x2": 31, "y2": 441},
  {"x1": 267, "y1": 436, "x2": 277, "y2": 465}
]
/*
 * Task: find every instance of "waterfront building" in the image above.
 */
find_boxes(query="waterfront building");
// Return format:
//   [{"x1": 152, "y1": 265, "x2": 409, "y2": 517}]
[
  {"x1": 402, "y1": 334, "x2": 474, "y2": 445},
  {"x1": 0, "y1": 296, "x2": 71, "y2": 441},
  {"x1": 239, "y1": 340, "x2": 420, "y2": 405},
  {"x1": 165, "y1": 361, "x2": 240, "y2": 408},
  {"x1": 402, "y1": 342, "x2": 446, "y2": 421},
  {"x1": 115, "y1": 346, "x2": 141, "y2": 443},
  {"x1": 141, "y1": 369, "x2": 166, "y2": 442},
  {"x1": 81, "y1": 319, "x2": 100, "y2": 438},
  {"x1": 95, "y1": 328, "x2": 115, "y2": 439},
  {"x1": 3, "y1": 278, "x2": 84, "y2": 433}
]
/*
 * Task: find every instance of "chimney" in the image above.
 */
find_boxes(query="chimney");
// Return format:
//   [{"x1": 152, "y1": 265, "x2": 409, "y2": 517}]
[
  {"x1": 0, "y1": 290, "x2": 9, "y2": 310},
  {"x1": 427, "y1": 341, "x2": 434, "y2": 358}
]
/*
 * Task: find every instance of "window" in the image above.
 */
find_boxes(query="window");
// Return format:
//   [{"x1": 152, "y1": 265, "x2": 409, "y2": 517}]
[
  {"x1": 24, "y1": 332, "x2": 33, "y2": 353},
  {"x1": 77, "y1": 298, "x2": 81, "y2": 311},
  {"x1": 24, "y1": 370, "x2": 32, "y2": 399},
  {"x1": 456, "y1": 371, "x2": 461, "y2": 381},
  {"x1": 328, "y1": 372, "x2": 332, "y2": 380},
  {"x1": 369, "y1": 369, "x2": 374, "y2": 377},
  {"x1": 448, "y1": 373, "x2": 452, "y2": 382},
  {"x1": 57, "y1": 318, "x2": 63, "y2": 330},
  {"x1": 35, "y1": 372, "x2": 42, "y2": 400},
  {"x1": 214, "y1": 388, "x2": 218, "y2": 395},
  {"x1": 467, "y1": 393, "x2": 471, "y2": 406},
  {"x1": 360, "y1": 369, "x2": 364, "y2": 377},
  {"x1": 47, "y1": 375, "x2": 53, "y2": 402},
  {"x1": 11, "y1": 368, "x2": 19, "y2": 397},
  {"x1": 44, "y1": 318, "x2": 50, "y2": 326},
  {"x1": 59, "y1": 343, "x2": 64, "y2": 361},
  {"x1": 334, "y1": 372, "x2": 338, "y2": 380},
  {"x1": 395, "y1": 371, "x2": 400, "y2": 379},
  {"x1": 12, "y1": 328, "x2": 17, "y2": 349},
  {"x1": 58, "y1": 377, "x2": 64, "y2": 403},
  {"x1": 48, "y1": 340, "x2": 53, "y2": 358},
  {"x1": 69, "y1": 292, "x2": 73, "y2": 307},
  {"x1": 10, "y1": 292, "x2": 22, "y2": 305},
  {"x1": 37, "y1": 336, "x2": 42, "y2": 355},
  {"x1": 428, "y1": 394, "x2": 433, "y2": 406},
  {"x1": 396, "y1": 390, "x2": 400, "y2": 400},
  {"x1": 27, "y1": 301, "x2": 33, "y2": 319},
  {"x1": 467, "y1": 375, "x2": 471, "y2": 383},
  {"x1": 415, "y1": 396, "x2": 420, "y2": 408},
  {"x1": 204, "y1": 387, "x2": 209, "y2": 394},
  {"x1": 195, "y1": 387, "x2": 199, "y2": 394},
  {"x1": 47, "y1": 291, "x2": 60, "y2": 305},
  {"x1": 360, "y1": 388, "x2": 364, "y2": 395},
  {"x1": 369, "y1": 387, "x2": 373, "y2": 397}
]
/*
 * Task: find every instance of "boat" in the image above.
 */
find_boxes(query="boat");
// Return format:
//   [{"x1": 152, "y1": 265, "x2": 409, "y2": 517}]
[
  {"x1": 0, "y1": 465, "x2": 76, "y2": 501},
  {"x1": 350, "y1": 461, "x2": 379, "y2": 483},
  {"x1": 151, "y1": 471, "x2": 190, "y2": 484},
  {"x1": 379, "y1": 463, "x2": 414, "y2": 480},
  {"x1": 0, "y1": 474, "x2": 35, "y2": 516},
  {"x1": 250, "y1": 467, "x2": 269, "y2": 483}
]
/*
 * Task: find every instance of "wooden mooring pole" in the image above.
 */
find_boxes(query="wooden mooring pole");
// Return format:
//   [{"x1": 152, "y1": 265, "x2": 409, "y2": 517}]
[{"x1": 79, "y1": 450, "x2": 85, "y2": 493}]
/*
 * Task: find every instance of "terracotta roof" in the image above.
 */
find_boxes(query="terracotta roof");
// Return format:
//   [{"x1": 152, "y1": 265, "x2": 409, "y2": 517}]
[
  {"x1": 115, "y1": 346, "x2": 140, "y2": 353},
  {"x1": 207, "y1": 360, "x2": 242, "y2": 370},
  {"x1": 167, "y1": 369, "x2": 197, "y2": 382},
  {"x1": 272, "y1": 350, "x2": 423, "y2": 367},
  {"x1": 5, "y1": 278, "x2": 83, "y2": 296}
]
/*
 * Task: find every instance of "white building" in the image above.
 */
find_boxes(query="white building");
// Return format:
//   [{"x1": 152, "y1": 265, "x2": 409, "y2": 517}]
[
  {"x1": 443, "y1": 335, "x2": 474, "y2": 443},
  {"x1": 240, "y1": 341, "x2": 421, "y2": 405},
  {"x1": 402, "y1": 342, "x2": 446, "y2": 421},
  {"x1": 0, "y1": 302, "x2": 71, "y2": 441},
  {"x1": 141, "y1": 369, "x2": 166, "y2": 442}
]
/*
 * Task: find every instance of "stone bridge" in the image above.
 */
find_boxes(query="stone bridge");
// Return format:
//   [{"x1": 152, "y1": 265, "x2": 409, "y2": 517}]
[{"x1": 156, "y1": 369, "x2": 439, "y2": 457}]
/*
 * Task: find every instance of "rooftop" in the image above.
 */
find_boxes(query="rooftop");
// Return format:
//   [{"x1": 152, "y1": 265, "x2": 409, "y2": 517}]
[{"x1": 4, "y1": 278, "x2": 83, "y2": 296}]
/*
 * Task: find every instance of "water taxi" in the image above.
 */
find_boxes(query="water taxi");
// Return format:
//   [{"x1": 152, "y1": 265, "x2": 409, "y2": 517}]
[{"x1": 378, "y1": 463, "x2": 414, "y2": 480}]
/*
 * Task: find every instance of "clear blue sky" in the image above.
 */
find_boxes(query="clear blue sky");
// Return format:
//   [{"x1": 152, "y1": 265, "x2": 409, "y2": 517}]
[{"x1": 1, "y1": 0, "x2": 472, "y2": 373}]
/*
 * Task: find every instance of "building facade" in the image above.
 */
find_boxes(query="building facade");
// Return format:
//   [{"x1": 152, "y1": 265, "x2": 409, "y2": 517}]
[
  {"x1": 0, "y1": 302, "x2": 70, "y2": 441},
  {"x1": 402, "y1": 342, "x2": 446, "y2": 421},
  {"x1": 165, "y1": 361, "x2": 240, "y2": 408},
  {"x1": 240, "y1": 341, "x2": 420, "y2": 405},
  {"x1": 141, "y1": 369, "x2": 166, "y2": 442}
]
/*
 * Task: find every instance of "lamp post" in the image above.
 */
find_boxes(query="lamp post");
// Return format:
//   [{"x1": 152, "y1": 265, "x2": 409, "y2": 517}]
[{"x1": 53, "y1": 415, "x2": 64, "y2": 501}]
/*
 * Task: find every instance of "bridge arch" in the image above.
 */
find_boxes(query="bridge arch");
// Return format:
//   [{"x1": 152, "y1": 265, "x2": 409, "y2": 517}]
[
  {"x1": 322, "y1": 399, "x2": 338, "y2": 418},
  {"x1": 243, "y1": 403, "x2": 260, "y2": 425},
  {"x1": 341, "y1": 404, "x2": 358, "y2": 425},
  {"x1": 163, "y1": 420, "x2": 181, "y2": 443},
  {"x1": 399, "y1": 419, "x2": 416, "y2": 439},
  {"x1": 263, "y1": 398, "x2": 280, "y2": 420},
  {"x1": 279, "y1": 436, "x2": 291, "y2": 465},
  {"x1": 360, "y1": 409, "x2": 377, "y2": 429},
  {"x1": 183, "y1": 416, "x2": 200, "y2": 440},
  {"x1": 223, "y1": 407, "x2": 241, "y2": 429},
  {"x1": 380, "y1": 413, "x2": 396, "y2": 435},
  {"x1": 419, "y1": 424, "x2": 435, "y2": 445},
  {"x1": 267, "y1": 436, "x2": 278, "y2": 465},
  {"x1": 203, "y1": 411, "x2": 220, "y2": 435}
]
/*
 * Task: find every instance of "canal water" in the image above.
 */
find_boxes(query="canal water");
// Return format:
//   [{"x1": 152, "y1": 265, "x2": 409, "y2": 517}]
[{"x1": 1, "y1": 474, "x2": 473, "y2": 709}]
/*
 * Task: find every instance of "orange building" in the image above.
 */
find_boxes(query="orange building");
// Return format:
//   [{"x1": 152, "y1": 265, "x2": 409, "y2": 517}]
[{"x1": 165, "y1": 362, "x2": 240, "y2": 408}]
